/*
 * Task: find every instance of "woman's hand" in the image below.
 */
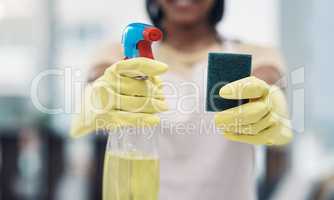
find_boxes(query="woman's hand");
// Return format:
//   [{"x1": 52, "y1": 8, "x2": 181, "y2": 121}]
[
  {"x1": 70, "y1": 58, "x2": 168, "y2": 138},
  {"x1": 215, "y1": 76, "x2": 293, "y2": 145}
]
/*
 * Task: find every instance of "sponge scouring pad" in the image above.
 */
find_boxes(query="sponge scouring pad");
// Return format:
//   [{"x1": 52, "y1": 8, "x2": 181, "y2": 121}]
[{"x1": 206, "y1": 52, "x2": 252, "y2": 112}]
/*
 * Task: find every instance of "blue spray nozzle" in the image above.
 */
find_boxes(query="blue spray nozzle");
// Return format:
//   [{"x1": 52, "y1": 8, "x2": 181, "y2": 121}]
[{"x1": 122, "y1": 23, "x2": 163, "y2": 59}]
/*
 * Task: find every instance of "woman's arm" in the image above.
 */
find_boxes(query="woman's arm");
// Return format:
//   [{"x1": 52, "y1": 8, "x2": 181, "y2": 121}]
[
  {"x1": 252, "y1": 65, "x2": 281, "y2": 86},
  {"x1": 87, "y1": 43, "x2": 123, "y2": 83},
  {"x1": 87, "y1": 61, "x2": 114, "y2": 83}
]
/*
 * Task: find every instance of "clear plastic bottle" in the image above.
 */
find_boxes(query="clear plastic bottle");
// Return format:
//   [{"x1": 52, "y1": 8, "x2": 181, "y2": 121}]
[
  {"x1": 102, "y1": 22, "x2": 162, "y2": 200},
  {"x1": 103, "y1": 127, "x2": 160, "y2": 200}
]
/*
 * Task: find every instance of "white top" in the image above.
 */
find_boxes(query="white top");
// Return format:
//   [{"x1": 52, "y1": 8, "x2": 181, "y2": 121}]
[
  {"x1": 157, "y1": 42, "x2": 256, "y2": 200},
  {"x1": 93, "y1": 40, "x2": 285, "y2": 200}
]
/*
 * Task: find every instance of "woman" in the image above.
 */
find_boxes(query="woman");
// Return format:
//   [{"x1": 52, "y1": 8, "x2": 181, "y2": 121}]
[{"x1": 73, "y1": 0, "x2": 293, "y2": 199}]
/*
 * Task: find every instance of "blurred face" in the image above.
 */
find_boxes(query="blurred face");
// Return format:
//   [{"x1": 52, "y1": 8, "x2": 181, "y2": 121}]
[{"x1": 157, "y1": 0, "x2": 215, "y2": 26}]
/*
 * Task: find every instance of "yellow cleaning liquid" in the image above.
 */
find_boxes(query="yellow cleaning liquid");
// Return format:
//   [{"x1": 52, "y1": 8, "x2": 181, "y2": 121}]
[{"x1": 103, "y1": 152, "x2": 160, "y2": 200}]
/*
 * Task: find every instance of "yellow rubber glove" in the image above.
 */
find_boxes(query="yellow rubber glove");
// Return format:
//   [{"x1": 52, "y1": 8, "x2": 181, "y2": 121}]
[
  {"x1": 70, "y1": 58, "x2": 168, "y2": 138},
  {"x1": 215, "y1": 76, "x2": 293, "y2": 145}
]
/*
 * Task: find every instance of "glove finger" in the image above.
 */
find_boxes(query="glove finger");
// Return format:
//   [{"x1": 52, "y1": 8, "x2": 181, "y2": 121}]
[
  {"x1": 113, "y1": 94, "x2": 168, "y2": 113},
  {"x1": 215, "y1": 101, "x2": 270, "y2": 126},
  {"x1": 219, "y1": 76, "x2": 269, "y2": 99},
  {"x1": 92, "y1": 86, "x2": 168, "y2": 114},
  {"x1": 150, "y1": 76, "x2": 163, "y2": 89},
  {"x1": 220, "y1": 113, "x2": 276, "y2": 135},
  {"x1": 223, "y1": 124, "x2": 293, "y2": 145},
  {"x1": 98, "y1": 72, "x2": 164, "y2": 99},
  {"x1": 268, "y1": 85, "x2": 289, "y2": 117},
  {"x1": 108, "y1": 57, "x2": 168, "y2": 77}
]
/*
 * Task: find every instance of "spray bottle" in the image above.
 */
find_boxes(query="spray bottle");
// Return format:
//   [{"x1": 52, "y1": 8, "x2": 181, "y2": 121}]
[{"x1": 103, "y1": 23, "x2": 163, "y2": 200}]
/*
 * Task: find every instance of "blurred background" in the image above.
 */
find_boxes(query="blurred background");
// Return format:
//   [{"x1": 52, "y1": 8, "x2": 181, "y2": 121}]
[{"x1": 0, "y1": 0, "x2": 333, "y2": 199}]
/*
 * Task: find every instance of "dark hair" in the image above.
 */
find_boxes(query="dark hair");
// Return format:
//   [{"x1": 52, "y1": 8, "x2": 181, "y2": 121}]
[{"x1": 146, "y1": 0, "x2": 225, "y2": 30}]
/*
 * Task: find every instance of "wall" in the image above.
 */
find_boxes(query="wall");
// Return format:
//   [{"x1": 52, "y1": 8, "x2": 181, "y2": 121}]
[{"x1": 58, "y1": 0, "x2": 281, "y2": 46}]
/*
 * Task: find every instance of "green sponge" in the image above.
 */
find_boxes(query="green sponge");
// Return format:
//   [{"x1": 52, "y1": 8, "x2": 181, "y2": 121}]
[{"x1": 206, "y1": 52, "x2": 252, "y2": 112}]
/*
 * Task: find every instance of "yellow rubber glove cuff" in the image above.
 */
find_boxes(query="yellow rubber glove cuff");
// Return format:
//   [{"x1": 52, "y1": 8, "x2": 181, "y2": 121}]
[
  {"x1": 215, "y1": 76, "x2": 293, "y2": 146},
  {"x1": 70, "y1": 58, "x2": 168, "y2": 138}
]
